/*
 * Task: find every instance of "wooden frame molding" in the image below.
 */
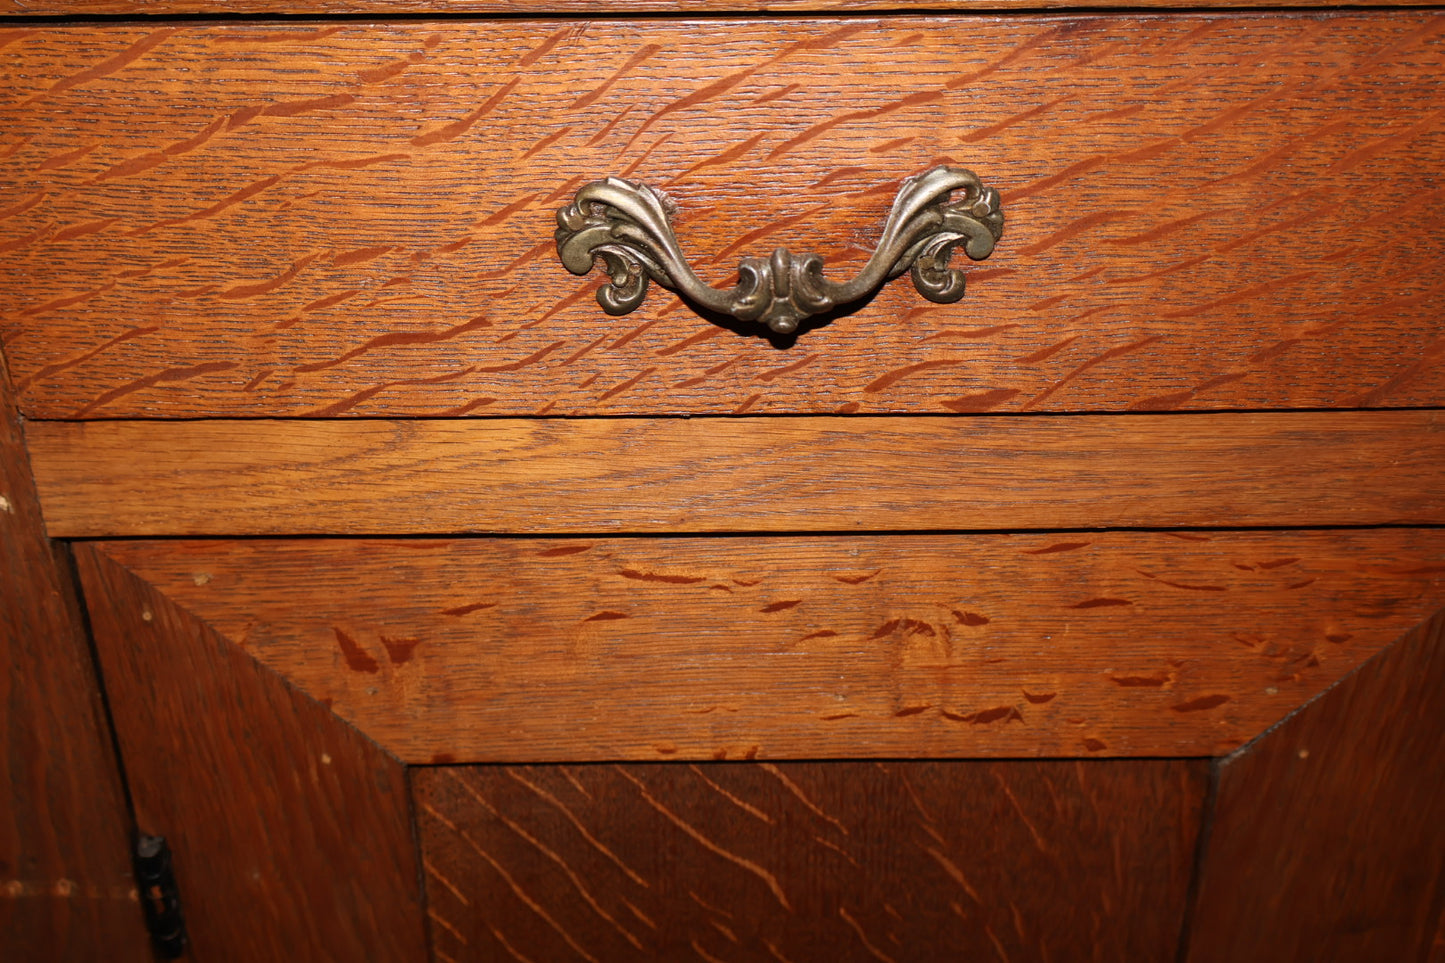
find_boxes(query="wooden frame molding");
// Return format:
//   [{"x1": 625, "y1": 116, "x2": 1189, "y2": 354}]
[
  {"x1": 2, "y1": 0, "x2": 1437, "y2": 15},
  {"x1": 83, "y1": 531, "x2": 1445, "y2": 762},
  {"x1": 0, "y1": 355, "x2": 145, "y2": 962}
]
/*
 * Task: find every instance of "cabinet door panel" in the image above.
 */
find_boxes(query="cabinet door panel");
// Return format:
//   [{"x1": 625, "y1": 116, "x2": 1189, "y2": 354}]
[
  {"x1": 73, "y1": 534, "x2": 1445, "y2": 958},
  {"x1": 75, "y1": 544, "x2": 428, "y2": 963},
  {"x1": 417, "y1": 759, "x2": 1208, "y2": 962}
]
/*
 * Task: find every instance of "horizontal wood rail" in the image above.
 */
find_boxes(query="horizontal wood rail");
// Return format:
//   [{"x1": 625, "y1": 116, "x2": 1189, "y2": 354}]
[
  {"x1": 83, "y1": 531, "x2": 1445, "y2": 760},
  {"x1": 29, "y1": 411, "x2": 1444, "y2": 537}
]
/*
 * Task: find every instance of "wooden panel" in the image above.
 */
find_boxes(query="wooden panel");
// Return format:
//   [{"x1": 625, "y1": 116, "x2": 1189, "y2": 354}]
[
  {"x1": 416, "y1": 759, "x2": 1208, "y2": 961},
  {"x1": 0, "y1": 0, "x2": 1434, "y2": 17},
  {"x1": 2, "y1": 15, "x2": 1442, "y2": 418},
  {"x1": 0, "y1": 355, "x2": 145, "y2": 962},
  {"x1": 89, "y1": 530, "x2": 1445, "y2": 762},
  {"x1": 28, "y1": 412, "x2": 1445, "y2": 537},
  {"x1": 73, "y1": 544, "x2": 428, "y2": 963},
  {"x1": 1185, "y1": 609, "x2": 1445, "y2": 962}
]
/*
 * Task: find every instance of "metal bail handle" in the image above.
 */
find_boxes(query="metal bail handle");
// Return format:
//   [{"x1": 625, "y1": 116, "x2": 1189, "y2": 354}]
[{"x1": 554, "y1": 166, "x2": 1004, "y2": 336}]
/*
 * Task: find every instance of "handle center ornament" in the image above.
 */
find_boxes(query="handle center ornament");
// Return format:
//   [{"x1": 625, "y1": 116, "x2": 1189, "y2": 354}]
[{"x1": 555, "y1": 166, "x2": 1003, "y2": 336}]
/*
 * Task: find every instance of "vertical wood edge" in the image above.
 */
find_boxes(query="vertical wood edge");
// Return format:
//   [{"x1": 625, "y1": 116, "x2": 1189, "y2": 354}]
[
  {"x1": 74, "y1": 544, "x2": 430, "y2": 962},
  {"x1": 0, "y1": 350, "x2": 147, "y2": 961},
  {"x1": 404, "y1": 766, "x2": 438, "y2": 963},
  {"x1": 1174, "y1": 756, "x2": 1222, "y2": 963}
]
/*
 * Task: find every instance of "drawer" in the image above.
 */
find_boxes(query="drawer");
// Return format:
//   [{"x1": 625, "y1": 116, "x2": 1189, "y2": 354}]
[{"x1": 2, "y1": 13, "x2": 1443, "y2": 418}]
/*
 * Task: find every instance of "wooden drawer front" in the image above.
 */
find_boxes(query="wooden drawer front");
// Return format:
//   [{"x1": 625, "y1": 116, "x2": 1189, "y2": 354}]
[{"x1": 3, "y1": 14, "x2": 1442, "y2": 418}]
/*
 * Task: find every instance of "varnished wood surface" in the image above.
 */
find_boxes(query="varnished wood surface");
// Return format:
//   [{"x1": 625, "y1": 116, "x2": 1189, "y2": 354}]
[
  {"x1": 74, "y1": 544, "x2": 429, "y2": 963},
  {"x1": 2, "y1": 15, "x2": 1442, "y2": 418},
  {"x1": 29, "y1": 412, "x2": 1445, "y2": 537},
  {"x1": 0, "y1": 0, "x2": 1435, "y2": 15},
  {"x1": 1185, "y1": 609, "x2": 1445, "y2": 963},
  {"x1": 416, "y1": 759, "x2": 1208, "y2": 961},
  {"x1": 89, "y1": 531, "x2": 1445, "y2": 761},
  {"x1": 0, "y1": 357, "x2": 145, "y2": 962}
]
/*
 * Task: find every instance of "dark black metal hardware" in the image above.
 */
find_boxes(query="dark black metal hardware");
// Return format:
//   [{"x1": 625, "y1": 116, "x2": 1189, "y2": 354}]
[{"x1": 135, "y1": 834, "x2": 186, "y2": 959}]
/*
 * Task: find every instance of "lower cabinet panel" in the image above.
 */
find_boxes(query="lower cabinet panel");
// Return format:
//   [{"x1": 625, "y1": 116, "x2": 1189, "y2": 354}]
[
  {"x1": 72, "y1": 532, "x2": 1445, "y2": 960},
  {"x1": 415, "y1": 759, "x2": 1209, "y2": 963}
]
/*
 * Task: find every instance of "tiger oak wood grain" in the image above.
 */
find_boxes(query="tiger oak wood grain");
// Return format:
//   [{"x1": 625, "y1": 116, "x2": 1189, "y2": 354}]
[
  {"x1": 1186, "y1": 609, "x2": 1445, "y2": 962},
  {"x1": 416, "y1": 760, "x2": 1208, "y2": 962},
  {"x1": 88, "y1": 531, "x2": 1445, "y2": 761},
  {"x1": 27, "y1": 412, "x2": 1445, "y2": 537},
  {"x1": 2, "y1": 15, "x2": 1442, "y2": 418},
  {"x1": 0, "y1": 0, "x2": 1434, "y2": 16},
  {"x1": 73, "y1": 544, "x2": 429, "y2": 963},
  {"x1": 0, "y1": 355, "x2": 145, "y2": 961}
]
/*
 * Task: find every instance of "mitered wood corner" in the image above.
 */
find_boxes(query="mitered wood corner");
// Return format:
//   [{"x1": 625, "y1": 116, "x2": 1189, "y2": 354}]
[
  {"x1": 72, "y1": 543, "x2": 428, "y2": 963},
  {"x1": 1186, "y1": 608, "x2": 1445, "y2": 962}
]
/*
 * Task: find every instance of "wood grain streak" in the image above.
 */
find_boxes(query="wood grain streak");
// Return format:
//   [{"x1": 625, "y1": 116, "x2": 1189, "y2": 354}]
[
  {"x1": 72, "y1": 544, "x2": 429, "y2": 963},
  {"x1": 2, "y1": 15, "x2": 1442, "y2": 416},
  {"x1": 0, "y1": 353, "x2": 144, "y2": 960},
  {"x1": 25, "y1": 412, "x2": 1445, "y2": 537},
  {"x1": 1186, "y1": 609, "x2": 1445, "y2": 962},
  {"x1": 2, "y1": 0, "x2": 1438, "y2": 8},
  {"x1": 416, "y1": 760, "x2": 1207, "y2": 961},
  {"x1": 85, "y1": 530, "x2": 1445, "y2": 761}
]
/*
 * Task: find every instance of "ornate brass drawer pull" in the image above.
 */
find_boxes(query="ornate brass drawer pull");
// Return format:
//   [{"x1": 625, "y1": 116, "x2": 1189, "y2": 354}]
[{"x1": 555, "y1": 166, "x2": 1003, "y2": 336}]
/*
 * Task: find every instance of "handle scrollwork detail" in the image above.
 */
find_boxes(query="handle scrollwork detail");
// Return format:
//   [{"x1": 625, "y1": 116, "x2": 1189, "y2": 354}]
[{"x1": 555, "y1": 166, "x2": 1003, "y2": 336}]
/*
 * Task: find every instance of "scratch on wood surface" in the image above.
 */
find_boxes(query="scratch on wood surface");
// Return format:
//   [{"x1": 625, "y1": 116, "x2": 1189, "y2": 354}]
[
  {"x1": 423, "y1": 858, "x2": 470, "y2": 907},
  {"x1": 760, "y1": 762, "x2": 849, "y2": 835},
  {"x1": 925, "y1": 847, "x2": 983, "y2": 904}
]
